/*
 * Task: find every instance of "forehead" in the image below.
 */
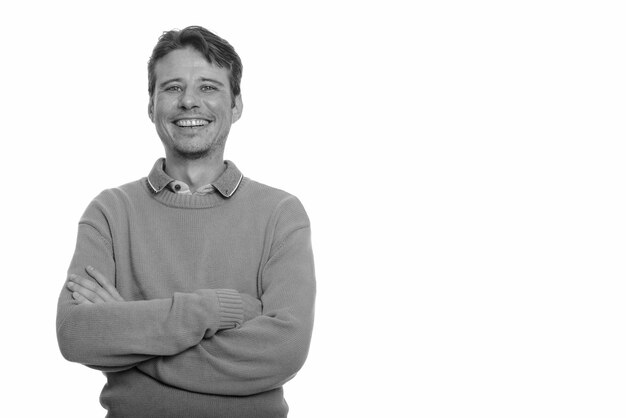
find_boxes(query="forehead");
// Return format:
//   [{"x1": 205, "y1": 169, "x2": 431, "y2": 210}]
[{"x1": 154, "y1": 47, "x2": 230, "y2": 83}]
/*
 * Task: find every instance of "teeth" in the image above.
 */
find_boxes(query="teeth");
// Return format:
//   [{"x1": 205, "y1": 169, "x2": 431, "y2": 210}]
[{"x1": 175, "y1": 119, "x2": 209, "y2": 127}]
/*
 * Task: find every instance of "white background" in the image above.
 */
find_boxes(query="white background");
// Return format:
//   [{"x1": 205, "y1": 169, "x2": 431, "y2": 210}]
[{"x1": 1, "y1": 1, "x2": 625, "y2": 417}]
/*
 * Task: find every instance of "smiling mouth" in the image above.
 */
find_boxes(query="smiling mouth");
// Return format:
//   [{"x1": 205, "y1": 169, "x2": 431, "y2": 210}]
[{"x1": 174, "y1": 119, "x2": 211, "y2": 128}]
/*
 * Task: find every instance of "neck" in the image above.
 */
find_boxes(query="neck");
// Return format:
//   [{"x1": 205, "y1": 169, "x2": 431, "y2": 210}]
[{"x1": 163, "y1": 151, "x2": 226, "y2": 192}]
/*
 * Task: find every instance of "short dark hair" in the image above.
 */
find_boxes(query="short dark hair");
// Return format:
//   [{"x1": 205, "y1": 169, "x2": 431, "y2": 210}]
[{"x1": 148, "y1": 26, "x2": 242, "y2": 105}]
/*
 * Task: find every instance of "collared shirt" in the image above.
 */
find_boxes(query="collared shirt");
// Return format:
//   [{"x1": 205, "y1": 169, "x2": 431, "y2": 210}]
[
  {"x1": 147, "y1": 158, "x2": 244, "y2": 198},
  {"x1": 167, "y1": 180, "x2": 215, "y2": 196}
]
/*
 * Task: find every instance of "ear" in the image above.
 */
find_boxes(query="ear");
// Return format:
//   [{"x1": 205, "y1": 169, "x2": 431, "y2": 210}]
[
  {"x1": 231, "y1": 94, "x2": 243, "y2": 123},
  {"x1": 148, "y1": 98, "x2": 154, "y2": 122}
]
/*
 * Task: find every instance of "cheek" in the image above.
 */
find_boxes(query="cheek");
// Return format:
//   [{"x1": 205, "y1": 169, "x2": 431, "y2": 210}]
[
  {"x1": 154, "y1": 112, "x2": 173, "y2": 129},
  {"x1": 154, "y1": 95, "x2": 176, "y2": 113},
  {"x1": 154, "y1": 114, "x2": 173, "y2": 135},
  {"x1": 203, "y1": 97, "x2": 231, "y2": 114}
]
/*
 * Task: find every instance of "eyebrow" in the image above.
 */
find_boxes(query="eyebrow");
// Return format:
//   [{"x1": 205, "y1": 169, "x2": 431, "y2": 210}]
[
  {"x1": 158, "y1": 78, "x2": 183, "y2": 89},
  {"x1": 200, "y1": 77, "x2": 225, "y2": 87},
  {"x1": 158, "y1": 77, "x2": 225, "y2": 89}
]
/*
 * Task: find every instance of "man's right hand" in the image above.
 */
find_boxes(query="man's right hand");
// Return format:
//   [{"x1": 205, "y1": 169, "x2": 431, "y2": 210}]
[{"x1": 66, "y1": 266, "x2": 125, "y2": 304}]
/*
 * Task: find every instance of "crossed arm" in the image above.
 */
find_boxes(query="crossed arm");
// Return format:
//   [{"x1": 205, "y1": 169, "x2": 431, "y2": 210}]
[
  {"x1": 56, "y1": 225, "x2": 245, "y2": 372},
  {"x1": 67, "y1": 267, "x2": 260, "y2": 319},
  {"x1": 57, "y1": 197, "x2": 315, "y2": 396},
  {"x1": 64, "y1": 223, "x2": 314, "y2": 395}
]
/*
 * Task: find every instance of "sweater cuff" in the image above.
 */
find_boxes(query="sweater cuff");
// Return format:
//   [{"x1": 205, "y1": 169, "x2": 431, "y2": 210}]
[{"x1": 215, "y1": 289, "x2": 244, "y2": 330}]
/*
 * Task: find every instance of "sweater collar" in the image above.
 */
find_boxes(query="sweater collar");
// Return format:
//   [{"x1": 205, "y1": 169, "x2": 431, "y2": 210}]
[{"x1": 147, "y1": 158, "x2": 243, "y2": 198}]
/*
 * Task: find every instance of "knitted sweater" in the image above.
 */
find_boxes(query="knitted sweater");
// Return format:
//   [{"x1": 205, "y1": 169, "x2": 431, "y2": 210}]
[{"x1": 56, "y1": 160, "x2": 316, "y2": 418}]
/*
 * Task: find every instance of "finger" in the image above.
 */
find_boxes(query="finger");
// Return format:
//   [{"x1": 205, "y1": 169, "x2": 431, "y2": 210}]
[
  {"x1": 67, "y1": 280, "x2": 105, "y2": 304},
  {"x1": 71, "y1": 291, "x2": 93, "y2": 305},
  {"x1": 71, "y1": 271, "x2": 115, "y2": 303},
  {"x1": 67, "y1": 280, "x2": 105, "y2": 303},
  {"x1": 67, "y1": 276, "x2": 106, "y2": 304},
  {"x1": 86, "y1": 266, "x2": 125, "y2": 302}
]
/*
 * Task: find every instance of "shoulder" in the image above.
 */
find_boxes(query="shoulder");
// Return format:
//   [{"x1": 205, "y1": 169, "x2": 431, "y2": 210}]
[
  {"x1": 81, "y1": 178, "x2": 148, "y2": 222},
  {"x1": 240, "y1": 177, "x2": 307, "y2": 211},
  {"x1": 240, "y1": 177, "x2": 295, "y2": 201},
  {"x1": 239, "y1": 178, "x2": 310, "y2": 231}
]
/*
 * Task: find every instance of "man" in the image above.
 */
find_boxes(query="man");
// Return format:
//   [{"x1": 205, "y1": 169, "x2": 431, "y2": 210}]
[{"x1": 56, "y1": 26, "x2": 315, "y2": 418}]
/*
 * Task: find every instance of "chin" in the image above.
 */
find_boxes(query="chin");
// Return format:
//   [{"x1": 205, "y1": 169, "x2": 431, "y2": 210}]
[{"x1": 173, "y1": 147, "x2": 212, "y2": 160}]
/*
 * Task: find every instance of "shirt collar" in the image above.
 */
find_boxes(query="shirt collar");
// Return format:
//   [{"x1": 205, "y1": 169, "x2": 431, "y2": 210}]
[
  {"x1": 167, "y1": 179, "x2": 215, "y2": 195},
  {"x1": 147, "y1": 158, "x2": 243, "y2": 198}
]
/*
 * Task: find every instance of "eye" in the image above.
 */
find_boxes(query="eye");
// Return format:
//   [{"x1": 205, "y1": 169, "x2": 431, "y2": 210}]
[
  {"x1": 201, "y1": 85, "x2": 218, "y2": 92},
  {"x1": 165, "y1": 85, "x2": 182, "y2": 92}
]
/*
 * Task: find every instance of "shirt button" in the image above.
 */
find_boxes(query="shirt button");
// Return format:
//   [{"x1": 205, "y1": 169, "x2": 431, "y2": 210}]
[{"x1": 174, "y1": 184, "x2": 181, "y2": 191}]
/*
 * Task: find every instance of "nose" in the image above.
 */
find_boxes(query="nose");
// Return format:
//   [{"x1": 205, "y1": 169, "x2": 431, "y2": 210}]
[{"x1": 179, "y1": 89, "x2": 199, "y2": 110}]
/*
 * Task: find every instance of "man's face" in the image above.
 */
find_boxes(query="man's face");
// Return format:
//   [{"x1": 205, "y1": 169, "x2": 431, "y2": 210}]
[{"x1": 149, "y1": 47, "x2": 242, "y2": 160}]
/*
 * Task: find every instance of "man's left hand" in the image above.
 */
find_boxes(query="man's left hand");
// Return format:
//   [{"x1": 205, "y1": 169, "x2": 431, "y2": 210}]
[{"x1": 66, "y1": 266, "x2": 125, "y2": 304}]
